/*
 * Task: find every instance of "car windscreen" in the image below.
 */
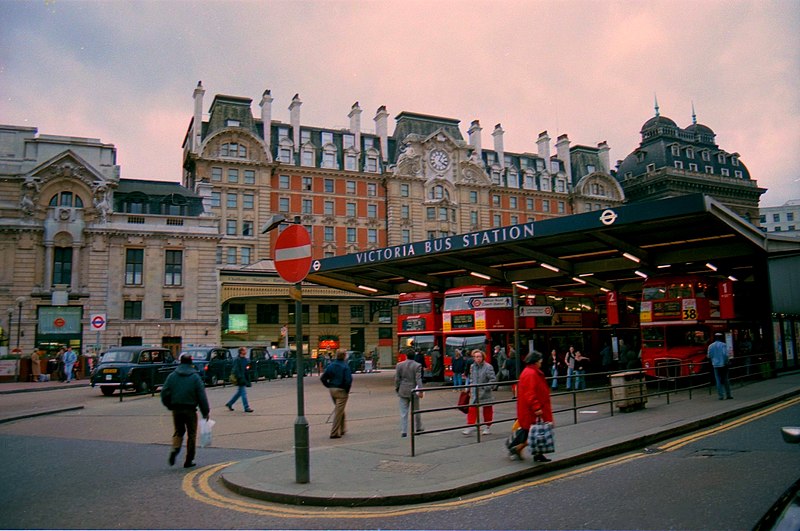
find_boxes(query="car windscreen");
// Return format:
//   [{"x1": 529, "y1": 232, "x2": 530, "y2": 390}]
[
  {"x1": 183, "y1": 349, "x2": 211, "y2": 361},
  {"x1": 100, "y1": 350, "x2": 135, "y2": 363}
]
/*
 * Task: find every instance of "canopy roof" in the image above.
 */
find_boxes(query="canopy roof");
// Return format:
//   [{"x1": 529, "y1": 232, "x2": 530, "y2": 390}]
[{"x1": 307, "y1": 194, "x2": 796, "y2": 297}]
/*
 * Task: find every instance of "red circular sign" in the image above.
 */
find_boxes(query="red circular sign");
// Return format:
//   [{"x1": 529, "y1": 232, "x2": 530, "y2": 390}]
[
  {"x1": 54, "y1": 317, "x2": 66, "y2": 328},
  {"x1": 274, "y1": 225, "x2": 312, "y2": 284}
]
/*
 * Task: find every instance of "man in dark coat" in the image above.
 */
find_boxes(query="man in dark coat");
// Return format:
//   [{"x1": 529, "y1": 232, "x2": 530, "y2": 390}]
[
  {"x1": 320, "y1": 349, "x2": 353, "y2": 438},
  {"x1": 161, "y1": 353, "x2": 210, "y2": 468}
]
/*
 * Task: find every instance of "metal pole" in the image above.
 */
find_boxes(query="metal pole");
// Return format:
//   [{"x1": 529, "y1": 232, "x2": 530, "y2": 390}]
[
  {"x1": 512, "y1": 284, "x2": 521, "y2": 379},
  {"x1": 16, "y1": 300, "x2": 23, "y2": 352},
  {"x1": 294, "y1": 282, "x2": 310, "y2": 484}
]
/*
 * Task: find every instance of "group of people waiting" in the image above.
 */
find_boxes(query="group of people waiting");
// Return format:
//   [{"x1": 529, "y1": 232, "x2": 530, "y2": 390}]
[{"x1": 27, "y1": 345, "x2": 78, "y2": 383}]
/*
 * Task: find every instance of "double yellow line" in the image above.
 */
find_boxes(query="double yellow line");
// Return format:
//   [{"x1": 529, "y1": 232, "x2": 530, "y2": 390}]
[{"x1": 183, "y1": 396, "x2": 800, "y2": 519}]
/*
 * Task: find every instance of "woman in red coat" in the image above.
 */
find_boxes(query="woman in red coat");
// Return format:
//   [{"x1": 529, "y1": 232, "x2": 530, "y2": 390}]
[{"x1": 514, "y1": 351, "x2": 554, "y2": 462}]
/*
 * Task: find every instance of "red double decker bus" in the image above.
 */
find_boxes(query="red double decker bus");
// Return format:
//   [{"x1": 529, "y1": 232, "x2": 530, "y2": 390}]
[
  {"x1": 639, "y1": 275, "x2": 732, "y2": 377},
  {"x1": 396, "y1": 292, "x2": 445, "y2": 378},
  {"x1": 442, "y1": 286, "x2": 516, "y2": 365}
]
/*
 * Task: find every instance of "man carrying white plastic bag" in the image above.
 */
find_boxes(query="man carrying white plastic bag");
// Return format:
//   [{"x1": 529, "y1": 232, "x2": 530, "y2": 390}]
[
  {"x1": 199, "y1": 417, "x2": 215, "y2": 448},
  {"x1": 161, "y1": 353, "x2": 211, "y2": 469}
]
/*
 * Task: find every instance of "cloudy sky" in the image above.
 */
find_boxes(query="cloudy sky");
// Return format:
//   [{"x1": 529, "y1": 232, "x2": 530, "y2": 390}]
[{"x1": 2, "y1": 0, "x2": 798, "y2": 206}]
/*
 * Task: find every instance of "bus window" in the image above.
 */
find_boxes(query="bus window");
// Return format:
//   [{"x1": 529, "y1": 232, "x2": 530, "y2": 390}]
[
  {"x1": 665, "y1": 327, "x2": 709, "y2": 348},
  {"x1": 642, "y1": 327, "x2": 664, "y2": 348}
]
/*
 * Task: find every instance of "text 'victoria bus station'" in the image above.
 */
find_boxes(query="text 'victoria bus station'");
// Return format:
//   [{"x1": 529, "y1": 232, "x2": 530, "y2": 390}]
[{"x1": 307, "y1": 193, "x2": 800, "y2": 373}]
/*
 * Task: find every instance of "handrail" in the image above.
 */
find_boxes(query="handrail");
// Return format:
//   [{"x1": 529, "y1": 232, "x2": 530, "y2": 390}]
[{"x1": 409, "y1": 352, "x2": 772, "y2": 456}]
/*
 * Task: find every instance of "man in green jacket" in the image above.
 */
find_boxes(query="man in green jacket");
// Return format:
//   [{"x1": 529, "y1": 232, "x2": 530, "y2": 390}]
[{"x1": 161, "y1": 353, "x2": 210, "y2": 468}]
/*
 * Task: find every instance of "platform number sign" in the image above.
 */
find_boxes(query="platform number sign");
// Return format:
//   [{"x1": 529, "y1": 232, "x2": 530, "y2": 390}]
[{"x1": 681, "y1": 299, "x2": 698, "y2": 320}]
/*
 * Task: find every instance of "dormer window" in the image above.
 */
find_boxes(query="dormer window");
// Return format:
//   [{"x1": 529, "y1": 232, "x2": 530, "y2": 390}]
[
  {"x1": 123, "y1": 192, "x2": 148, "y2": 214},
  {"x1": 555, "y1": 179, "x2": 566, "y2": 193},
  {"x1": 721, "y1": 168, "x2": 730, "y2": 176},
  {"x1": 279, "y1": 148, "x2": 292, "y2": 163},
  {"x1": 701, "y1": 151, "x2": 711, "y2": 161},
  {"x1": 321, "y1": 132, "x2": 334, "y2": 146},
  {"x1": 225, "y1": 119, "x2": 240, "y2": 127},
  {"x1": 345, "y1": 154, "x2": 357, "y2": 171},
  {"x1": 49, "y1": 191, "x2": 84, "y2": 208},
  {"x1": 366, "y1": 156, "x2": 378, "y2": 172},
  {"x1": 732, "y1": 156, "x2": 739, "y2": 166},
  {"x1": 636, "y1": 152, "x2": 645, "y2": 163},
  {"x1": 646, "y1": 163, "x2": 656, "y2": 173},
  {"x1": 671, "y1": 145, "x2": 680, "y2": 156},
  {"x1": 718, "y1": 153, "x2": 726, "y2": 164},
  {"x1": 550, "y1": 160, "x2": 560, "y2": 173},
  {"x1": 491, "y1": 170, "x2": 501, "y2": 185},
  {"x1": 587, "y1": 164, "x2": 596, "y2": 174},
  {"x1": 301, "y1": 130, "x2": 311, "y2": 144},
  {"x1": 302, "y1": 149, "x2": 314, "y2": 167},
  {"x1": 343, "y1": 135, "x2": 355, "y2": 149},
  {"x1": 674, "y1": 160, "x2": 684, "y2": 169},
  {"x1": 278, "y1": 127, "x2": 289, "y2": 140},
  {"x1": 161, "y1": 194, "x2": 187, "y2": 216},
  {"x1": 540, "y1": 177, "x2": 551, "y2": 191},
  {"x1": 322, "y1": 150, "x2": 337, "y2": 169},
  {"x1": 686, "y1": 147, "x2": 694, "y2": 159},
  {"x1": 525, "y1": 174, "x2": 537, "y2": 190}
]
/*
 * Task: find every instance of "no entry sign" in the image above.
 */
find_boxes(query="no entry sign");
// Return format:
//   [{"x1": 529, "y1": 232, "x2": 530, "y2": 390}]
[{"x1": 274, "y1": 225, "x2": 312, "y2": 284}]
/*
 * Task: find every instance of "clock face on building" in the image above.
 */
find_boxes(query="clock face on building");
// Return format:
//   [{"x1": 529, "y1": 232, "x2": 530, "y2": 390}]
[{"x1": 429, "y1": 149, "x2": 450, "y2": 171}]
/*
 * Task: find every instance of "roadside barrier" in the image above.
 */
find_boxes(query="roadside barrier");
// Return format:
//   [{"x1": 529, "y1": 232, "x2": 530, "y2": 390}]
[{"x1": 408, "y1": 352, "x2": 773, "y2": 456}]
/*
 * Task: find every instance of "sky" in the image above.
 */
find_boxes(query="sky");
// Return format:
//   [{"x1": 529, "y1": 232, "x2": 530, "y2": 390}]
[{"x1": 1, "y1": 0, "x2": 798, "y2": 206}]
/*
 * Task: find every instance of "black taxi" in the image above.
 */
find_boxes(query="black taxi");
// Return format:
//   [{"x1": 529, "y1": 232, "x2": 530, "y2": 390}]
[
  {"x1": 182, "y1": 346, "x2": 233, "y2": 386},
  {"x1": 90, "y1": 346, "x2": 176, "y2": 395}
]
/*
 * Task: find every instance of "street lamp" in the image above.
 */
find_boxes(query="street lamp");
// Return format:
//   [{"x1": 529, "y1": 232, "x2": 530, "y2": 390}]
[
  {"x1": 15, "y1": 296, "x2": 25, "y2": 354},
  {"x1": 6, "y1": 308, "x2": 13, "y2": 351},
  {"x1": 262, "y1": 213, "x2": 310, "y2": 484}
]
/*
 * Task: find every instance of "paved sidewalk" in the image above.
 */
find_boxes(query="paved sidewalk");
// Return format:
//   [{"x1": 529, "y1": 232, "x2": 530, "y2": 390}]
[
  {"x1": 3, "y1": 370, "x2": 799, "y2": 507},
  {"x1": 221, "y1": 371, "x2": 800, "y2": 506}
]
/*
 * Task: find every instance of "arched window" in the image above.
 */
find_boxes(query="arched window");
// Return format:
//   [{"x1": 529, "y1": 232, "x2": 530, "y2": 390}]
[
  {"x1": 161, "y1": 193, "x2": 187, "y2": 216},
  {"x1": 49, "y1": 192, "x2": 84, "y2": 208},
  {"x1": 221, "y1": 142, "x2": 247, "y2": 158}
]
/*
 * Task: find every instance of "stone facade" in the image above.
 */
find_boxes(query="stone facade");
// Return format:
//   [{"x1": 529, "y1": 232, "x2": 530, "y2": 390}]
[{"x1": 0, "y1": 125, "x2": 220, "y2": 358}]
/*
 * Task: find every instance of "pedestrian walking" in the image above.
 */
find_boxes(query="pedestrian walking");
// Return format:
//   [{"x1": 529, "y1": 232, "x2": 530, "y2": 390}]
[
  {"x1": 225, "y1": 347, "x2": 254, "y2": 412},
  {"x1": 573, "y1": 350, "x2": 590, "y2": 390},
  {"x1": 462, "y1": 349, "x2": 496, "y2": 436},
  {"x1": 514, "y1": 350, "x2": 554, "y2": 463},
  {"x1": 708, "y1": 332, "x2": 733, "y2": 400},
  {"x1": 548, "y1": 349, "x2": 561, "y2": 390},
  {"x1": 320, "y1": 349, "x2": 352, "y2": 438},
  {"x1": 451, "y1": 349, "x2": 465, "y2": 389},
  {"x1": 564, "y1": 345, "x2": 577, "y2": 390},
  {"x1": 160, "y1": 353, "x2": 210, "y2": 469},
  {"x1": 395, "y1": 355, "x2": 424, "y2": 437},
  {"x1": 29, "y1": 348, "x2": 42, "y2": 382},
  {"x1": 62, "y1": 346, "x2": 77, "y2": 383}
]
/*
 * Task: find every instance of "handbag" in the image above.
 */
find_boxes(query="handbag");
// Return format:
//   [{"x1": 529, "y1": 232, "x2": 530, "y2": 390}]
[
  {"x1": 229, "y1": 372, "x2": 238, "y2": 385},
  {"x1": 528, "y1": 417, "x2": 555, "y2": 454},
  {"x1": 198, "y1": 418, "x2": 215, "y2": 448},
  {"x1": 457, "y1": 391, "x2": 470, "y2": 414}
]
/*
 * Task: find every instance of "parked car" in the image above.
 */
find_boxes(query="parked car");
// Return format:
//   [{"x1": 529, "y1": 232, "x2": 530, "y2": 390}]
[
  {"x1": 346, "y1": 350, "x2": 366, "y2": 373},
  {"x1": 90, "y1": 346, "x2": 176, "y2": 395},
  {"x1": 229, "y1": 347, "x2": 277, "y2": 381},
  {"x1": 183, "y1": 347, "x2": 233, "y2": 386},
  {"x1": 270, "y1": 348, "x2": 311, "y2": 378}
]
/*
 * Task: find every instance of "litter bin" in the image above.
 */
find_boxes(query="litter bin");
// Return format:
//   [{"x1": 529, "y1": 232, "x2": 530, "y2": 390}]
[
  {"x1": 609, "y1": 371, "x2": 647, "y2": 412},
  {"x1": 47, "y1": 359, "x2": 59, "y2": 380}
]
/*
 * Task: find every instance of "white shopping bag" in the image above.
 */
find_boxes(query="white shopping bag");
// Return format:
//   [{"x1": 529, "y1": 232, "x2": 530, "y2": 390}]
[{"x1": 199, "y1": 418, "x2": 215, "y2": 448}]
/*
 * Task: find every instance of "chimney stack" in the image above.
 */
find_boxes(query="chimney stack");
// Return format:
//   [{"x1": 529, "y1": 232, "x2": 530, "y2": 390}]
[
  {"x1": 259, "y1": 89, "x2": 273, "y2": 156},
  {"x1": 492, "y1": 124, "x2": 505, "y2": 167},
  {"x1": 597, "y1": 141, "x2": 610, "y2": 173},
  {"x1": 556, "y1": 134, "x2": 571, "y2": 179},
  {"x1": 192, "y1": 81, "x2": 205, "y2": 155},
  {"x1": 349, "y1": 102, "x2": 362, "y2": 151},
  {"x1": 289, "y1": 94, "x2": 302, "y2": 160},
  {"x1": 374, "y1": 105, "x2": 389, "y2": 162},
  {"x1": 537, "y1": 131, "x2": 550, "y2": 165},
  {"x1": 468, "y1": 120, "x2": 483, "y2": 158}
]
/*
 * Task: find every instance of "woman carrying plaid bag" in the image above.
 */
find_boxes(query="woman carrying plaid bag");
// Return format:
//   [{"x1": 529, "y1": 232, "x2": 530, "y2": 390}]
[{"x1": 515, "y1": 351, "x2": 555, "y2": 463}]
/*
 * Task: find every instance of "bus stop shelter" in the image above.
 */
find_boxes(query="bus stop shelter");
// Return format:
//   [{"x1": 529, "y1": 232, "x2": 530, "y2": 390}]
[{"x1": 306, "y1": 194, "x2": 800, "y2": 369}]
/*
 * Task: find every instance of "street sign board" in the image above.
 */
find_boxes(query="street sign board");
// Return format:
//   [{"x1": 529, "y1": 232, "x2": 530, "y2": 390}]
[
  {"x1": 90, "y1": 313, "x2": 107, "y2": 331},
  {"x1": 519, "y1": 305, "x2": 554, "y2": 317},
  {"x1": 274, "y1": 225, "x2": 312, "y2": 284},
  {"x1": 469, "y1": 296, "x2": 512, "y2": 309}
]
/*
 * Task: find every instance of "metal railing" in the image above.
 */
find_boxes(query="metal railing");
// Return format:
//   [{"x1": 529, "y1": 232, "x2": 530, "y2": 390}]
[{"x1": 408, "y1": 353, "x2": 773, "y2": 456}]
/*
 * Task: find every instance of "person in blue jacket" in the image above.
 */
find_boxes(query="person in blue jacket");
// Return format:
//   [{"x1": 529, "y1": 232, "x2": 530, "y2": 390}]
[{"x1": 707, "y1": 332, "x2": 733, "y2": 400}]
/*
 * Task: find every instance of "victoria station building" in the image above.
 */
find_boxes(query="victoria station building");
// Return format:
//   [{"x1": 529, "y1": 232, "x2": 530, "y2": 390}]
[{"x1": 0, "y1": 83, "x2": 798, "y2": 374}]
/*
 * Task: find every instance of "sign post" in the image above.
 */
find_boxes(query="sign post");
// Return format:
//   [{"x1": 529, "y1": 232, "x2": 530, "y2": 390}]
[
  {"x1": 273, "y1": 222, "x2": 313, "y2": 484},
  {"x1": 90, "y1": 314, "x2": 107, "y2": 359}
]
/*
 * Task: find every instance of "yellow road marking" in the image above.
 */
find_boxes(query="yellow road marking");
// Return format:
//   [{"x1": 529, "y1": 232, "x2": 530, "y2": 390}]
[{"x1": 184, "y1": 396, "x2": 800, "y2": 519}]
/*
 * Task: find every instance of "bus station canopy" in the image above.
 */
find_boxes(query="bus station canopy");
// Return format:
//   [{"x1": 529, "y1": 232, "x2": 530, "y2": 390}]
[{"x1": 306, "y1": 194, "x2": 800, "y2": 298}]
